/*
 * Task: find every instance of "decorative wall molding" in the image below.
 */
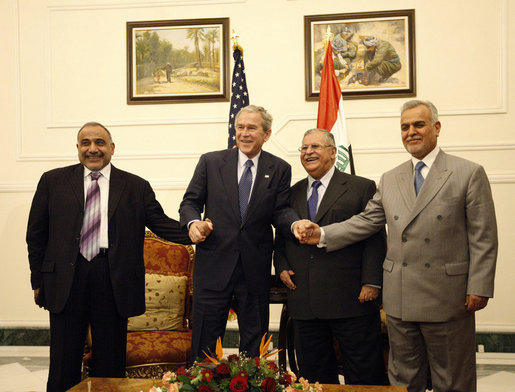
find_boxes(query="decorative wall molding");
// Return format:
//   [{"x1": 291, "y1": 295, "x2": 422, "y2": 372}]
[
  {"x1": 3, "y1": 171, "x2": 515, "y2": 194},
  {"x1": 47, "y1": 0, "x2": 246, "y2": 11},
  {"x1": 12, "y1": 0, "x2": 509, "y2": 161}
]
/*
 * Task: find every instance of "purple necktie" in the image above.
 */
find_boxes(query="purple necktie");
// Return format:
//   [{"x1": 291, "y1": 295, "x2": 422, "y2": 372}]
[
  {"x1": 80, "y1": 172, "x2": 101, "y2": 261},
  {"x1": 307, "y1": 181, "x2": 322, "y2": 221}
]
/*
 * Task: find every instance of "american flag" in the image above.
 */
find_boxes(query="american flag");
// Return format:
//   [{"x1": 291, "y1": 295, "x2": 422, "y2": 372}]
[{"x1": 227, "y1": 47, "x2": 249, "y2": 148}]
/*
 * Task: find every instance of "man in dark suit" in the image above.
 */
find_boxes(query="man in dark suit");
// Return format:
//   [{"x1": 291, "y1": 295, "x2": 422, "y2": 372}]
[
  {"x1": 274, "y1": 128, "x2": 386, "y2": 385},
  {"x1": 26, "y1": 122, "x2": 190, "y2": 392},
  {"x1": 180, "y1": 105, "x2": 299, "y2": 362}
]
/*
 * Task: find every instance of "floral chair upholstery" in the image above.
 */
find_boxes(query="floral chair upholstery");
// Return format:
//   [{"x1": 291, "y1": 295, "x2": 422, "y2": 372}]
[{"x1": 82, "y1": 230, "x2": 194, "y2": 379}]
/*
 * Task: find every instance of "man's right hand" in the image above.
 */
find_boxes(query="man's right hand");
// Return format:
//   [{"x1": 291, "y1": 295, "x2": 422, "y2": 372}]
[
  {"x1": 280, "y1": 270, "x2": 296, "y2": 290},
  {"x1": 188, "y1": 218, "x2": 214, "y2": 244}
]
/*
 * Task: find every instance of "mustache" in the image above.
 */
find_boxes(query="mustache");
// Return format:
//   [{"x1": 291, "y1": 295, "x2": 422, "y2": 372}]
[
  {"x1": 85, "y1": 152, "x2": 104, "y2": 158},
  {"x1": 406, "y1": 136, "x2": 422, "y2": 142}
]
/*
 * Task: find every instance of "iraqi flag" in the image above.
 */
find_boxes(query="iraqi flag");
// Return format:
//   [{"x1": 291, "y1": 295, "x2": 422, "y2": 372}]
[{"x1": 316, "y1": 42, "x2": 355, "y2": 174}]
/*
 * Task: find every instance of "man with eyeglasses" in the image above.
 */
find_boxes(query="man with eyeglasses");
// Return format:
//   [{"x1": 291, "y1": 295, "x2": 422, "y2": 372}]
[
  {"x1": 274, "y1": 128, "x2": 387, "y2": 385},
  {"x1": 180, "y1": 105, "x2": 299, "y2": 363}
]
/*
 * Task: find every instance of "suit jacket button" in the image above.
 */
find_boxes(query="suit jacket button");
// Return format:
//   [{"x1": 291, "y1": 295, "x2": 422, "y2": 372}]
[
  {"x1": 425, "y1": 263, "x2": 430, "y2": 268},
  {"x1": 424, "y1": 238, "x2": 430, "y2": 243},
  {"x1": 437, "y1": 215, "x2": 443, "y2": 220},
  {"x1": 394, "y1": 215, "x2": 399, "y2": 220},
  {"x1": 402, "y1": 237, "x2": 407, "y2": 242},
  {"x1": 402, "y1": 262, "x2": 408, "y2": 267}
]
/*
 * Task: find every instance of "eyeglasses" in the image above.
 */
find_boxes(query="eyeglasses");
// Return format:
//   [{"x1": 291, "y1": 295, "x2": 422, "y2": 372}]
[{"x1": 298, "y1": 144, "x2": 333, "y2": 152}]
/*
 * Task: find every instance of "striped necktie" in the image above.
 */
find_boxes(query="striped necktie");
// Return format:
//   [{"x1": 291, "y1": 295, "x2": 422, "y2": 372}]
[{"x1": 80, "y1": 172, "x2": 101, "y2": 261}]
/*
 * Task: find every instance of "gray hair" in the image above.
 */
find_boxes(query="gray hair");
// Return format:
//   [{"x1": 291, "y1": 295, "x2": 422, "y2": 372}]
[
  {"x1": 303, "y1": 128, "x2": 335, "y2": 147},
  {"x1": 401, "y1": 100, "x2": 439, "y2": 124},
  {"x1": 77, "y1": 121, "x2": 113, "y2": 143},
  {"x1": 235, "y1": 105, "x2": 273, "y2": 131}
]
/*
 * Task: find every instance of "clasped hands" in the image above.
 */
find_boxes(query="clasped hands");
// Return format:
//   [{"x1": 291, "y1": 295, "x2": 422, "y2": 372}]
[
  {"x1": 292, "y1": 219, "x2": 322, "y2": 244},
  {"x1": 188, "y1": 218, "x2": 214, "y2": 244}
]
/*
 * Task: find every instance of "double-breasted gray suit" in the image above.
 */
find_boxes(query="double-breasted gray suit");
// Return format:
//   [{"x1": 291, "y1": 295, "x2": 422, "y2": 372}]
[{"x1": 322, "y1": 149, "x2": 498, "y2": 391}]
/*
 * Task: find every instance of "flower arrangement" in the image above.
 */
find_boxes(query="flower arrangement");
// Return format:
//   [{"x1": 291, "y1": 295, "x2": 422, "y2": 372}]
[{"x1": 150, "y1": 335, "x2": 322, "y2": 392}]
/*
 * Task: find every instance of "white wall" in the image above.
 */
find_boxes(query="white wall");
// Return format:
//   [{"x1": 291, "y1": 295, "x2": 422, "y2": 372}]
[{"x1": 1, "y1": 0, "x2": 513, "y2": 332}]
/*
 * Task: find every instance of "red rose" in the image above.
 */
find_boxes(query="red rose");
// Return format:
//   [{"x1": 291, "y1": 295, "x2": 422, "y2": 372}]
[
  {"x1": 176, "y1": 366, "x2": 188, "y2": 376},
  {"x1": 254, "y1": 357, "x2": 261, "y2": 368},
  {"x1": 279, "y1": 373, "x2": 292, "y2": 386},
  {"x1": 261, "y1": 377, "x2": 276, "y2": 392},
  {"x1": 229, "y1": 374, "x2": 248, "y2": 392},
  {"x1": 201, "y1": 369, "x2": 214, "y2": 382},
  {"x1": 228, "y1": 354, "x2": 239, "y2": 363},
  {"x1": 198, "y1": 385, "x2": 213, "y2": 392},
  {"x1": 215, "y1": 363, "x2": 231, "y2": 378},
  {"x1": 267, "y1": 361, "x2": 279, "y2": 374}
]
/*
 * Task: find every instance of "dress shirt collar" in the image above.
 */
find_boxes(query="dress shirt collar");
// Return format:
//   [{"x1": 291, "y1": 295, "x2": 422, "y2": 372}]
[
  {"x1": 83, "y1": 163, "x2": 111, "y2": 181},
  {"x1": 308, "y1": 165, "x2": 335, "y2": 190},
  {"x1": 238, "y1": 149, "x2": 261, "y2": 169},
  {"x1": 411, "y1": 146, "x2": 440, "y2": 173}
]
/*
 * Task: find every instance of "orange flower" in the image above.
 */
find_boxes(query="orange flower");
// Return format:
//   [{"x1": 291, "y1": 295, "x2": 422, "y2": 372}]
[
  {"x1": 202, "y1": 337, "x2": 223, "y2": 364},
  {"x1": 259, "y1": 333, "x2": 282, "y2": 359}
]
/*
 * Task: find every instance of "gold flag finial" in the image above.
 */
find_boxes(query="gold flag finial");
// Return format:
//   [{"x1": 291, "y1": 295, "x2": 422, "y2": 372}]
[
  {"x1": 231, "y1": 29, "x2": 243, "y2": 55},
  {"x1": 323, "y1": 26, "x2": 334, "y2": 50}
]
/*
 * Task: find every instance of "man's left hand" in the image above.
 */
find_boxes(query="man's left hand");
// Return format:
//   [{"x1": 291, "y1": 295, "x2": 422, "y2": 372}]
[
  {"x1": 465, "y1": 294, "x2": 489, "y2": 312},
  {"x1": 358, "y1": 285, "x2": 380, "y2": 303}
]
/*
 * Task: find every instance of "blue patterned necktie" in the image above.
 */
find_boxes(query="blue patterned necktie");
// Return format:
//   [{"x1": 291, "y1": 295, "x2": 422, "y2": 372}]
[
  {"x1": 414, "y1": 161, "x2": 425, "y2": 195},
  {"x1": 239, "y1": 160, "x2": 254, "y2": 219},
  {"x1": 307, "y1": 180, "x2": 322, "y2": 221},
  {"x1": 80, "y1": 172, "x2": 101, "y2": 261}
]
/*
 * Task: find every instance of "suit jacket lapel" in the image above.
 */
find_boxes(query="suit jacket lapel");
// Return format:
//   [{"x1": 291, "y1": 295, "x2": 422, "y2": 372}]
[
  {"x1": 315, "y1": 170, "x2": 349, "y2": 222},
  {"x1": 395, "y1": 160, "x2": 417, "y2": 211},
  {"x1": 108, "y1": 165, "x2": 126, "y2": 222},
  {"x1": 292, "y1": 178, "x2": 309, "y2": 219},
  {"x1": 243, "y1": 151, "x2": 272, "y2": 225},
  {"x1": 406, "y1": 150, "x2": 452, "y2": 224},
  {"x1": 70, "y1": 164, "x2": 85, "y2": 210},
  {"x1": 220, "y1": 149, "x2": 241, "y2": 224}
]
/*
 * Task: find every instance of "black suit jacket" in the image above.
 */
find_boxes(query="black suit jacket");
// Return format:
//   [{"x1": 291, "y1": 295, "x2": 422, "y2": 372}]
[
  {"x1": 179, "y1": 148, "x2": 298, "y2": 295},
  {"x1": 26, "y1": 163, "x2": 190, "y2": 317},
  {"x1": 274, "y1": 169, "x2": 386, "y2": 320}
]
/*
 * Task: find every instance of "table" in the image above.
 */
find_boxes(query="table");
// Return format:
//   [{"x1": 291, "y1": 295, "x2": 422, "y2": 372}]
[{"x1": 69, "y1": 378, "x2": 408, "y2": 392}]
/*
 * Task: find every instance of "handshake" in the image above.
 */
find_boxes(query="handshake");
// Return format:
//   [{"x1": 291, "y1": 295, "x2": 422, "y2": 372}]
[
  {"x1": 188, "y1": 218, "x2": 322, "y2": 245},
  {"x1": 292, "y1": 219, "x2": 322, "y2": 245},
  {"x1": 188, "y1": 219, "x2": 214, "y2": 244}
]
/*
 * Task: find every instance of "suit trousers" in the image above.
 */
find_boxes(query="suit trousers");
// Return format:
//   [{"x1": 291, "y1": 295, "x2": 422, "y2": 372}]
[
  {"x1": 386, "y1": 314, "x2": 476, "y2": 392},
  {"x1": 47, "y1": 253, "x2": 127, "y2": 392},
  {"x1": 190, "y1": 261, "x2": 269, "y2": 362},
  {"x1": 293, "y1": 313, "x2": 386, "y2": 385}
]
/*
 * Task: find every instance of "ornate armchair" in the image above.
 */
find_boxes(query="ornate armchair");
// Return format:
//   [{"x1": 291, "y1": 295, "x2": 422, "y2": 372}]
[{"x1": 82, "y1": 230, "x2": 194, "y2": 378}]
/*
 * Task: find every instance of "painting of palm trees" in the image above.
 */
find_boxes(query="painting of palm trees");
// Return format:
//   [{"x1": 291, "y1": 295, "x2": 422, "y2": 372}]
[{"x1": 127, "y1": 18, "x2": 229, "y2": 104}]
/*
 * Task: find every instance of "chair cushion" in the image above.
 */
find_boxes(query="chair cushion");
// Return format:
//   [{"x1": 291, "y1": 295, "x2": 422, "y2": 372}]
[
  {"x1": 126, "y1": 330, "x2": 192, "y2": 366},
  {"x1": 144, "y1": 239, "x2": 192, "y2": 274},
  {"x1": 128, "y1": 274, "x2": 188, "y2": 331}
]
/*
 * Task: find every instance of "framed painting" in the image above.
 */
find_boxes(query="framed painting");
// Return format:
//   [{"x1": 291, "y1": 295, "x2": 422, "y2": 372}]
[
  {"x1": 127, "y1": 18, "x2": 230, "y2": 104},
  {"x1": 304, "y1": 10, "x2": 416, "y2": 100}
]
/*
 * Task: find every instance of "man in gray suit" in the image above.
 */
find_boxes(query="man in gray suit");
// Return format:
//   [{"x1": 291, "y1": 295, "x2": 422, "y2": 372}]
[{"x1": 296, "y1": 100, "x2": 498, "y2": 392}]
